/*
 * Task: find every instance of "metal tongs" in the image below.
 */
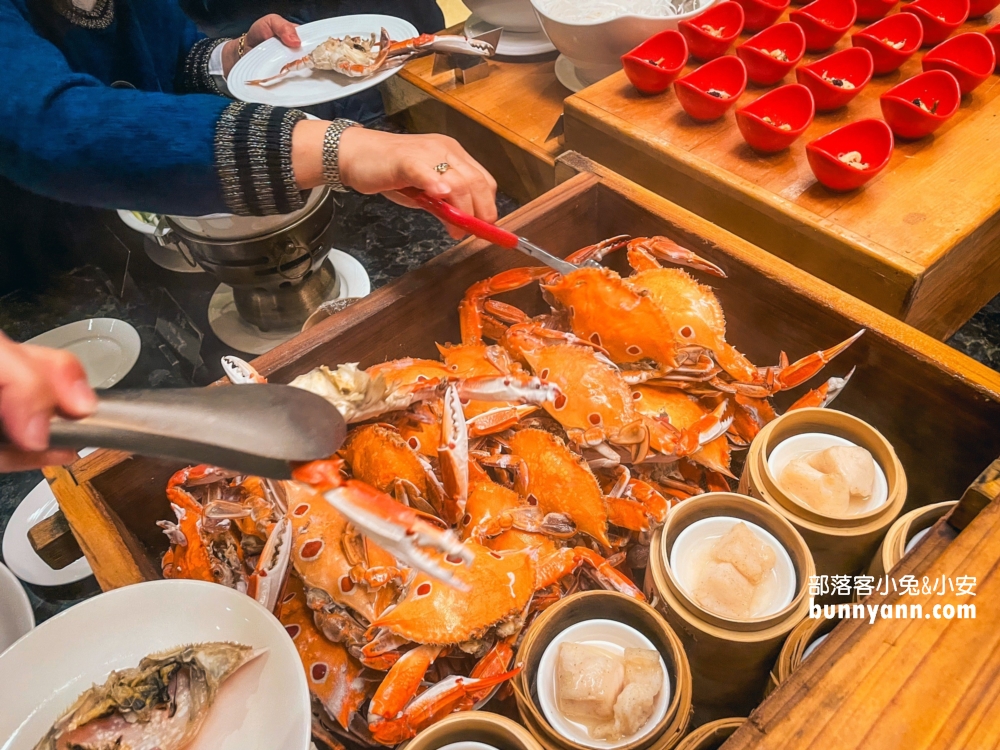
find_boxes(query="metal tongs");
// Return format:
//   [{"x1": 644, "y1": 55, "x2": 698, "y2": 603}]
[{"x1": 400, "y1": 188, "x2": 600, "y2": 273}]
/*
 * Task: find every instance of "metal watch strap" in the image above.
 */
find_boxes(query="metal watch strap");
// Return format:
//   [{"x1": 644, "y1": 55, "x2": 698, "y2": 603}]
[{"x1": 322, "y1": 119, "x2": 359, "y2": 193}]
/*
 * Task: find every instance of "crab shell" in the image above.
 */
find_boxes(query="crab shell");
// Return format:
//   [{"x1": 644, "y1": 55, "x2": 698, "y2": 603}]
[
  {"x1": 340, "y1": 424, "x2": 437, "y2": 499},
  {"x1": 370, "y1": 541, "x2": 535, "y2": 645}
]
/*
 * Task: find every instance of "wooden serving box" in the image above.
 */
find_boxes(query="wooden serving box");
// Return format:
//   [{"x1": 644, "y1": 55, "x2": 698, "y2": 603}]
[
  {"x1": 381, "y1": 27, "x2": 568, "y2": 204},
  {"x1": 564, "y1": 11, "x2": 1000, "y2": 339},
  {"x1": 45, "y1": 155, "x2": 1000, "y2": 747}
]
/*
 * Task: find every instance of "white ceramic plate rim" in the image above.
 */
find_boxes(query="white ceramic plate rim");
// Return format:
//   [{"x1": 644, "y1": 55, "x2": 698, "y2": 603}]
[
  {"x1": 767, "y1": 432, "x2": 889, "y2": 515},
  {"x1": 0, "y1": 579, "x2": 310, "y2": 750},
  {"x1": 670, "y1": 516, "x2": 797, "y2": 619},
  {"x1": 801, "y1": 632, "x2": 829, "y2": 661},
  {"x1": 0, "y1": 562, "x2": 34, "y2": 655},
  {"x1": 465, "y1": 14, "x2": 557, "y2": 56},
  {"x1": 537, "y1": 618, "x2": 671, "y2": 750},
  {"x1": 25, "y1": 319, "x2": 141, "y2": 389},
  {"x1": 530, "y1": 0, "x2": 716, "y2": 26},
  {"x1": 117, "y1": 209, "x2": 159, "y2": 235},
  {"x1": 228, "y1": 15, "x2": 418, "y2": 106}
]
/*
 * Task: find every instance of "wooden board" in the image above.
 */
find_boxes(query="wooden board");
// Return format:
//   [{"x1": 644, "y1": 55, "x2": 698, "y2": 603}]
[
  {"x1": 564, "y1": 11, "x2": 1000, "y2": 339},
  {"x1": 381, "y1": 26, "x2": 568, "y2": 204},
  {"x1": 46, "y1": 155, "x2": 1000, "y2": 743}
]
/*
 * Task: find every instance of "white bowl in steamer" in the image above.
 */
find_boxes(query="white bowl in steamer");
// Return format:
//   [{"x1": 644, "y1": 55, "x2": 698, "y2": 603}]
[
  {"x1": 767, "y1": 432, "x2": 889, "y2": 516},
  {"x1": 466, "y1": 0, "x2": 543, "y2": 33},
  {"x1": 670, "y1": 516, "x2": 797, "y2": 619},
  {"x1": 530, "y1": 0, "x2": 717, "y2": 86},
  {"x1": 536, "y1": 618, "x2": 671, "y2": 750}
]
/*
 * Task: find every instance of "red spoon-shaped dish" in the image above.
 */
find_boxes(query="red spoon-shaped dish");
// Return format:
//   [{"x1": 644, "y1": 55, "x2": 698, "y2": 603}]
[
  {"x1": 806, "y1": 118, "x2": 893, "y2": 190},
  {"x1": 796, "y1": 47, "x2": 874, "y2": 110},
  {"x1": 852, "y1": 13, "x2": 924, "y2": 74},
  {"x1": 922, "y1": 32, "x2": 996, "y2": 94},
  {"x1": 680, "y1": 2, "x2": 746, "y2": 61},
  {"x1": 986, "y1": 24, "x2": 1000, "y2": 71},
  {"x1": 856, "y1": 0, "x2": 896, "y2": 22},
  {"x1": 790, "y1": 0, "x2": 858, "y2": 51},
  {"x1": 969, "y1": 0, "x2": 1000, "y2": 19},
  {"x1": 900, "y1": 0, "x2": 970, "y2": 47},
  {"x1": 736, "y1": 83, "x2": 816, "y2": 152},
  {"x1": 737, "y1": 23, "x2": 807, "y2": 84},
  {"x1": 735, "y1": 0, "x2": 791, "y2": 32},
  {"x1": 675, "y1": 55, "x2": 749, "y2": 121},
  {"x1": 623, "y1": 30, "x2": 690, "y2": 94},
  {"x1": 880, "y1": 69, "x2": 961, "y2": 138}
]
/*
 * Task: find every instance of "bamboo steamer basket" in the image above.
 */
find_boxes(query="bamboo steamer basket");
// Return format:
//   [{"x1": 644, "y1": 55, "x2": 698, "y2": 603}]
[
  {"x1": 512, "y1": 590, "x2": 693, "y2": 750},
  {"x1": 739, "y1": 408, "x2": 907, "y2": 582},
  {"x1": 866, "y1": 501, "x2": 957, "y2": 579},
  {"x1": 644, "y1": 492, "x2": 815, "y2": 724},
  {"x1": 401, "y1": 712, "x2": 545, "y2": 750},
  {"x1": 764, "y1": 612, "x2": 839, "y2": 696},
  {"x1": 674, "y1": 718, "x2": 746, "y2": 750}
]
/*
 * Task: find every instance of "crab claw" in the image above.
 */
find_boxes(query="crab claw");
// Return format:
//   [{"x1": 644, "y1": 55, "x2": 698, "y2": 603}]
[
  {"x1": 386, "y1": 33, "x2": 495, "y2": 61},
  {"x1": 323, "y1": 480, "x2": 473, "y2": 588},
  {"x1": 222, "y1": 355, "x2": 267, "y2": 384},
  {"x1": 628, "y1": 237, "x2": 727, "y2": 277},
  {"x1": 788, "y1": 367, "x2": 856, "y2": 410},
  {"x1": 247, "y1": 516, "x2": 292, "y2": 614},
  {"x1": 776, "y1": 330, "x2": 865, "y2": 391}
]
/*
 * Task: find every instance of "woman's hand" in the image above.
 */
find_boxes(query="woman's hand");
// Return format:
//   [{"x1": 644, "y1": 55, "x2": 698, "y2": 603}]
[
  {"x1": 339, "y1": 129, "x2": 499, "y2": 239},
  {"x1": 221, "y1": 14, "x2": 301, "y2": 77},
  {"x1": 0, "y1": 333, "x2": 96, "y2": 473}
]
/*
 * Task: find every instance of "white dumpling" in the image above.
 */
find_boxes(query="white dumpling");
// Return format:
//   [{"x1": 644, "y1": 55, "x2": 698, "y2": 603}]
[
  {"x1": 692, "y1": 560, "x2": 754, "y2": 619},
  {"x1": 711, "y1": 521, "x2": 777, "y2": 585},
  {"x1": 808, "y1": 446, "x2": 876, "y2": 503},
  {"x1": 556, "y1": 642, "x2": 625, "y2": 722},
  {"x1": 591, "y1": 649, "x2": 664, "y2": 741},
  {"x1": 779, "y1": 456, "x2": 851, "y2": 516}
]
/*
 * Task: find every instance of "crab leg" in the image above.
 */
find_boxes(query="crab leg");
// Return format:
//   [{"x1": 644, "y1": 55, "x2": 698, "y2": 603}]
[
  {"x1": 370, "y1": 645, "x2": 444, "y2": 725},
  {"x1": 788, "y1": 367, "x2": 856, "y2": 410},
  {"x1": 437, "y1": 384, "x2": 469, "y2": 525},
  {"x1": 385, "y1": 33, "x2": 495, "y2": 60},
  {"x1": 467, "y1": 404, "x2": 539, "y2": 437},
  {"x1": 626, "y1": 237, "x2": 727, "y2": 277},
  {"x1": 535, "y1": 547, "x2": 644, "y2": 599},
  {"x1": 246, "y1": 516, "x2": 292, "y2": 614},
  {"x1": 459, "y1": 267, "x2": 551, "y2": 344},
  {"x1": 774, "y1": 330, "x2": 865, "y2": 391},
  {"x1": 248, "y1": 53, "x2": 316, "y2": 86}
]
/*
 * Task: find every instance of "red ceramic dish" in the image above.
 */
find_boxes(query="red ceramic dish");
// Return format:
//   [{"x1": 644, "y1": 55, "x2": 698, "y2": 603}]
[
  {"x1": 921, "y1": 32, "x2": 996, "y2": 95},
  {"x1": 735, "y1": 0, "x2": 791, "y2": 32},
  {"x1": 852, "y1": 13, "x2": 924, "y2": 74},
  {"x1": 969, "y1": 0, "x2": 1000, "y2": 19},
  {"x1": 737, "y1": 23, "x2": 807, "y2": 84},
  {"x1": 900, "y1": 0, "x2": 970, "y2": 47},
  {"x1": 736, "y1": 83, "x2": 816, "y2": 152},
  {"x1": 622, "y1": 31, "x2": 690, "y2": 94},
  {"x1": 679, "y1": 2, "x2": 746, "y2": 61},
  {"x1": 806, "y1": 118, "x2": 893, "y2": 190},
  {"x1": 796, "y1": 47, "x2": 874, "y2": 110},
  {"x1": 790, "y1": 0, "x2": 858, "y2": 51},
  {"x1": 986, "y1": 24, "x2": 1000, "y2": 71},
  {"x1": 675, "y1": 55, "x2": 748, "y2": 121},
  {"x1": 855, "y1": 0, "x2": 896, "y2": 22},
  {"x1": 879, "y1": 69, "x2": 961, "y2": 138}
]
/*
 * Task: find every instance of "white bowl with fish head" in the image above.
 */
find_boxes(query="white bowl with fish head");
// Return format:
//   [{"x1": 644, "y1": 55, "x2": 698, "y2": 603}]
[
  {"x1": 0, "y1": 579, "x2": 310, "y2": 750},
  {"x1": 466, "y1": 0, "x2": 543, "y2": 32},
  {"x1": 530, "y1": 0, "x2": 718, "y2": 85}
]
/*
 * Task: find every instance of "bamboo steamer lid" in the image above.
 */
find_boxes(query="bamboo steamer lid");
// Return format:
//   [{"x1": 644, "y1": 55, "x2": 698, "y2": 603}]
[
  {"x1": 739, "y1": 408, "x2": 907, "y2": 581},
  {"x1": 401, "y1": 712, "x2": 544, "y2": 750},
  {"x1": 764, "y1": 613, "x2": 838, "y2": 696},
  {"x1": 866, "y1": 501, "x2": 957, "y2": 580},
  {"x1": 512, "y1": 590, "x2": 693, "y2": 750},
  {"x1": 674, "y1": 718, "x2": 746, "y2": 750},
  {"x1": 644, "y1": 493, "x2": 815, "y2": 724}
]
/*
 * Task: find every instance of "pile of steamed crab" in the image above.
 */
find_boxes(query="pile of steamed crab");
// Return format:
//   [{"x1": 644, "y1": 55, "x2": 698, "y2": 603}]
[{"x1": 157, "y1": 235, "x2": 861, "y2": 749}]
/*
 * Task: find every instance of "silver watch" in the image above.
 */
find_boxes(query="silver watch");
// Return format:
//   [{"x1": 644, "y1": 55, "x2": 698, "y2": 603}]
[{"x1": 322, "y1": 119, "x2": 360, "y2": 193}]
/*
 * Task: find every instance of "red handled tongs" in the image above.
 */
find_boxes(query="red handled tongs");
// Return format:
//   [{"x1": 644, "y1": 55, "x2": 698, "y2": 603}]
[{"x1": 400, "y1": 188, "x2": 599, "y2": 274}]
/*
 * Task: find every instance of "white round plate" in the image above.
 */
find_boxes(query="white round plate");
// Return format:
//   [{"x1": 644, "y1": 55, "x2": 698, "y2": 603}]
[
  {"x1": 537, "y1": 619, "x2": 671, "y2": 749},
  {"x1": 801, "y1": 633, "x2": 829, "y2": 661},
  {"x1": 27, "y1": 319, "x2": 141, "y2": 389},
  {"x1": 554, "y1": 54, "x2": 590, "y2": 92},
  {"x1": 465, "y1": 14, "x2": 556, "y2": 57},
  {"x1": 670, "y1": 516, "x2": 797, "y2": 619},
  {"x1": 209, "y1": 249, "x2": 370, "y2": 355},
  {"x1": 439, "y1": 743, "x2": 501, "y2": 750},
  {"x1": 117, "y1": 209, "x2": 159, "y2": 236},
  {"x1": 0, "y1": 580, "x2": 310, "y2": 750},
  {"x1": 3, "y1": 449, "x2": 97, "y2": 587},
  {"x1": 0, "y1": 562, "x2": 34, "y2": 654},
  {"x1": 229, "y1": 15, "x2": 419, "y2": 106},
  {"x1": 768, "y1": 432, "x2": 889, "y2": 515}
]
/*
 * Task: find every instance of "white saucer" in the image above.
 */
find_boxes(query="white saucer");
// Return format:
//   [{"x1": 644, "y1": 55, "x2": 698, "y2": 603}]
[
  {"x1": 3, "y1": 448, "x2": 97, "y2": 588},
  {"x1": 27, "y1": 319, "x2": 141, "y2": 389},
  {"x1": 208, "y1": 249, "x2": 370, "y2": 355},
  {"x1": 229, "y1": 14, "x2": 418, "y2": 107},
  {"x1": 801, "y1": 632, "x2": 829, "y2": 661},
  {"x1": 0, "y1": 562, "x2": 33, "y2": 654},
  {"x1": 554, "y1": 54, "x2": 591, "y2": 92},
  {"x1": 465, "y1": 14, "x2": 556, "y2": 57},
  {"x1": 905, "y1": 527, "x2": 931, "y2": 554},
  {"x1": 0, "y1": 580, "x2": 311, "y2": 750}
]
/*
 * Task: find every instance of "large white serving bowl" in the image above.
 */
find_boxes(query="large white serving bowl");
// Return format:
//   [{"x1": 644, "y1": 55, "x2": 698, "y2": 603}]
[
  {"x1": 0, "y1": 562, "x2": 33, "y2": 654},
  {"x1": 466, "y1": 0, "x2": 543, "y2": 33},
  {"x1": 0, "y1": 580, "x2": 310, "y2": 750},
  {"x1": 530, "y1": 0, "x2": 717, "y2": 85}
]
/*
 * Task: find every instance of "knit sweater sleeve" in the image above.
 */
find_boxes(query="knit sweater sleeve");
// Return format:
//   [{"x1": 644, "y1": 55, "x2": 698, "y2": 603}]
[{"x1": 0, "y1": 1, "x2": 306, "y2": 217}]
